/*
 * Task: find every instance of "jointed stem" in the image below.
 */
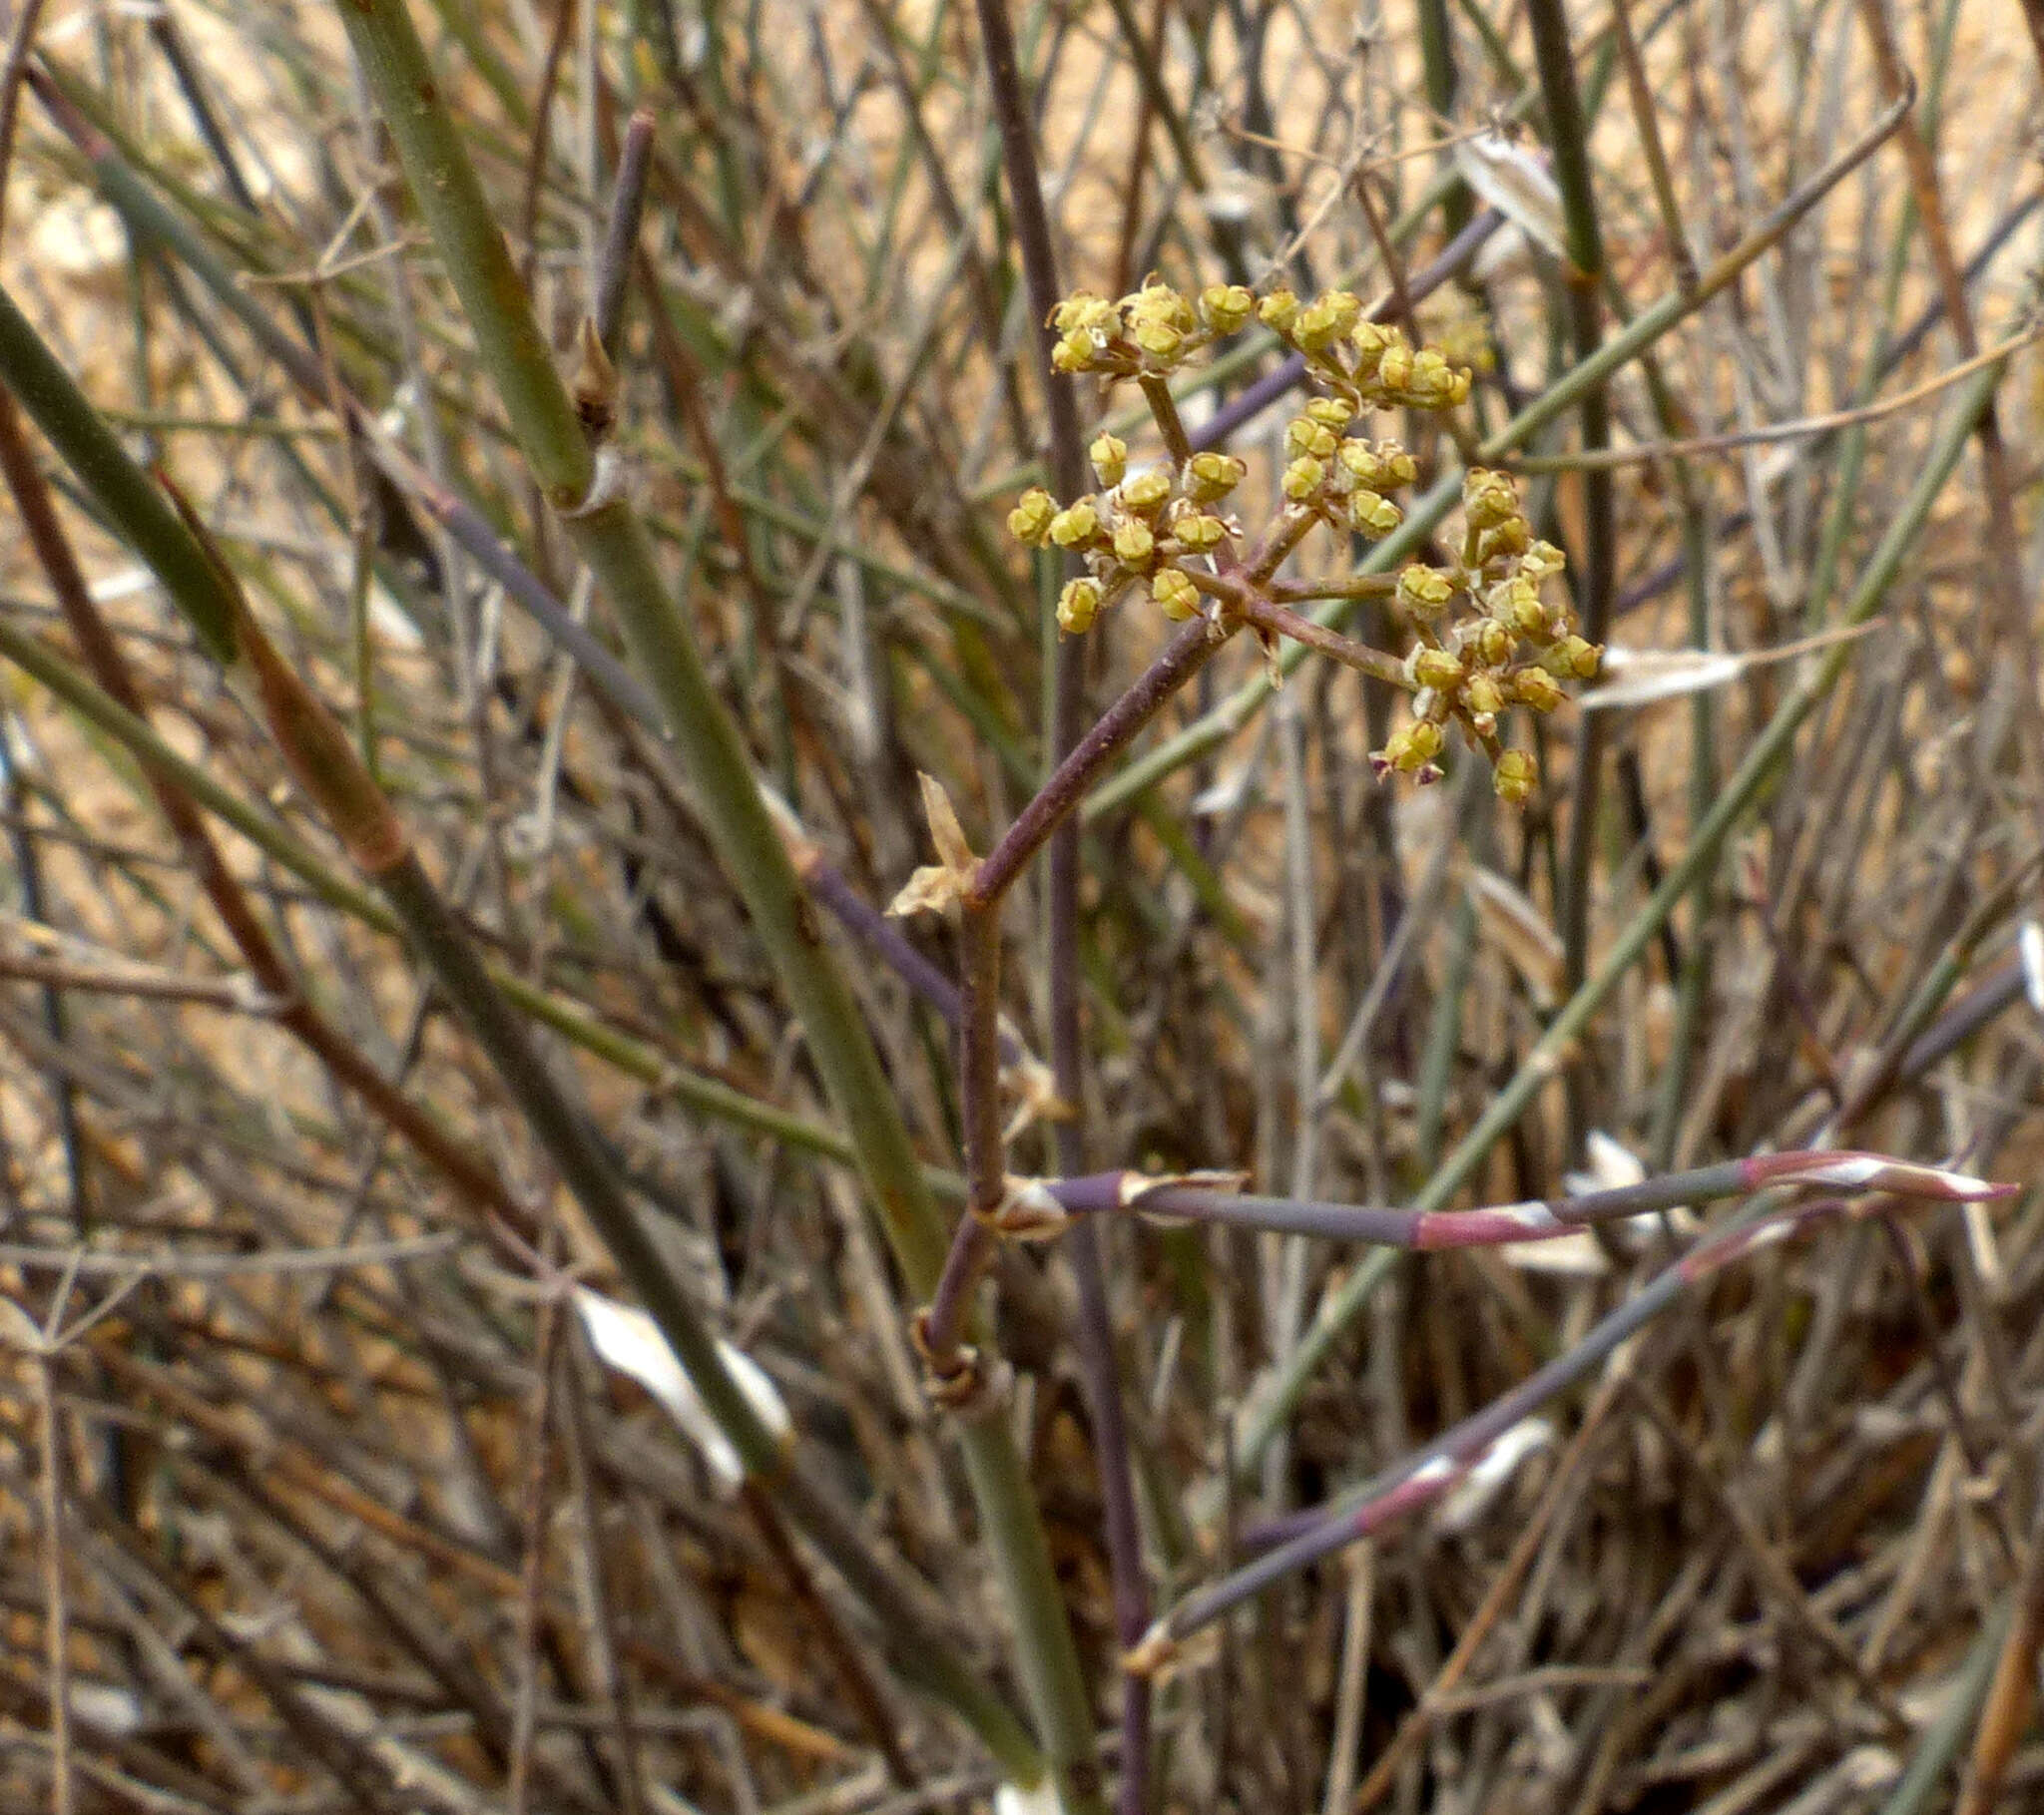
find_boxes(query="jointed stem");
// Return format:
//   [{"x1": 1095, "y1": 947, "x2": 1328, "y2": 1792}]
[
  {"x1": 1131, "y1": 1152, "x2": 2001, "y2": 1666},
  {"x1": 1035, "y1": 1151, "x2": 2005, "y2": 1247},
  {"x1": 964, "y1": 2, "x2": 1177, "y2": 1804},
  {"x1": 7, "y1": 0, "x2": 1100, "y2": 1790}
]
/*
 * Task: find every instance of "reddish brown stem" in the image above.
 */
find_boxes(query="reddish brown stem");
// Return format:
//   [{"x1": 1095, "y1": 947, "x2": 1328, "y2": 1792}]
[{"x1": 970, "y1": 619, "x2": 1225, "y2": 907}]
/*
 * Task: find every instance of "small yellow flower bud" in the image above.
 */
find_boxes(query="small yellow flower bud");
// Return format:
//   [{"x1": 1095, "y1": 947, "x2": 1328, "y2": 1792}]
[
  {"x1": 1153, "y1": 567, "x2": 1202, "y2": 620},
  {"x1": 1492, "y1": 575, "x2": 1546, "y2": 637},
  {"x1": 1175, "y1": 513, "x2": 1227, "y2": 552},
  {"x1": 1462, "y1": 468, "x2": 1519, "y2": 530},
  {"x1": 1007, "y1": 487, "x2": 1056, "y2": 545},
  {"x1": 1285, "y1": 417, "x2": 1338, "y2": 460},
  {"x1": 1469, "y1": 621, "x2": 1513, "y2": 669},
  {"x1": 1347, "y1": 490, "x2": 1403, "y2": 537},
  {"x1": 1052, "y1": 337, "x2": 1090, "y2": 373},
  {"x1": 1282, "y1": 456, "x2": 1325, "y2": 502},
  {"x1": 1305, "y1": 396, "x2": 1357, "y2": 429},
  {"x1": 1128, "y1": 278, "x2": 1195, "y2": 331},
  {"x1": 1558, "y1": 636, "x2": 1602, "y2": 680},
  {"x1": 1511, "y1": 668, "x2": 1565, "y2": 712},
  {"x1": 1478, "y1": 518, "x2": 1531, "y2": 561},
  {"x1": 1187, "y1": 451, "x2": 1247, "y2": 502},
  {"x1": 1352, "y1": 319, "x2": 1397, "y2": 378},
  {"x1": 1133, "y1": 317, "x2": 1184, "y2": 361},
  {"x1": 1404, "y1": 349, "x2": 1462, "y2": 405},
  {"x1": 1200, "y1": 283, "x2": 1256, "y2": 334},
  {"x1": 1120, "y1": 468, "x2": 1173, "y2": 515},
  {"x1": 1338, "y1": 439, "x2": 1379, "y2": 484},
  {"x1": 1410, "y1": 648, "x2": 1466, "y2": 691},
  {"x1": 1057, "y1": 578, "x2": 1103, "y2": 635},
  {"x1": 1465, "y1": 673, "x2": 1505, "y2": 716},
  {"x1": 1113, "y1": 519, "x2": 1157, "y2": 567},
  {"x1": 1259, "y1": 288, "x2": 1300, "y2": 333},
  {"x1": 1376, "y1": 340, "x2": 1414, "y2": 393},
  {"x1": 1051, "y1": 292, "x2": 1104, "y2": 333},
  {"x1": 1339, "y1": 439, "x2": 1417, "y2": 492},
  {"x1": 1522, "y1": 540, "x2": 1567, "y2": 579},
  {"x1": 1397, "y1": 565, "x2": 1456, "y2": 615},
  {"x1": 1378, "y1": 720, "x2": 1445, "y2": 773},
  {"x1": 1089, "y1": 433, "x2": 1128, "y2": 488},
  {"x1": 1295, "y1": 289, "x2": 1362, "y2": 349},
  {"x1": 1049, "y1": 501, "x2": 1100, "y2": 547},
  {"x1": 1493, "y1": 747, "x2": 1537, "y2": 804}
]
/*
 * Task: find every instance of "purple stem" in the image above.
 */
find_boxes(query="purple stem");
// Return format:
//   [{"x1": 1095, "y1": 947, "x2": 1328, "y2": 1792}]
[
  {"x1": 1900, "y1": 956, "x2": 2024, "y2": 1079},
  {"x1": 800, "y1": 857, "x2": 1035, "y2": 1066},
  {"x1": 966, "y1": 0, "x2": 1157, "y2": 1795},
  {"x1": 917, "y1": 905, "x2": 1007, "y2": 1370},
  {"x1": 1236, "y1": 595, "x2": 1409, "y2": 688},
  {"x1": 1140, "y1": 1187, "x2": 1958, "y2": 1652},
  {"x1": 1046, "y1": 1151, "x2": 2006, "y2": 1248},
  {"x1": 594, "y1": 109, "x2": 657, "y2": 352}
]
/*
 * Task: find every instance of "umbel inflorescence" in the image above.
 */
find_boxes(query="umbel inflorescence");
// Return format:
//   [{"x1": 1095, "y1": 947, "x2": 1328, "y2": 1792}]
[{"x1": 1007, "y1": 278, "x2": 1600, "y2": 804}]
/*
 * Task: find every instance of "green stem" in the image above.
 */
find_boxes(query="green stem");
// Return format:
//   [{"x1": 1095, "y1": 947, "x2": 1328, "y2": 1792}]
[
  {"x1": 0, "y1": 277, "x2": 1033, "y2": 1775},
  {"x1": 0, "y1": 603, "x2": 976, "y2": 1190},
  {"x1": 377, "y1": 859, "x2": 1035, "y2": 1773},
  {"x1": 0, "y1": 290, "x2": 237, "y2": 664},
  {"x1": 1526, "y1": 0, "x2": 1615, "y2": 1161},
  {"x1": 330, "y1": 0, "x2": 1096, "y2": 1794}
]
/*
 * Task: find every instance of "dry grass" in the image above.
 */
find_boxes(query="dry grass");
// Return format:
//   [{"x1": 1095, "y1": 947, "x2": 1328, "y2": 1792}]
[{"x1": 0, "y1": 0, "x2": 2041, "y2": 1810}]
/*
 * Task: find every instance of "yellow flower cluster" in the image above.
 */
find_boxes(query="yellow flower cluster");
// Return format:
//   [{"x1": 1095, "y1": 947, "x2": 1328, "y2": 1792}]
[
  {"x1": 1275, "y1": 394, "x2": 1419, "y2": 537},
  {"x1": 1007, "y1": 435, "x2": 1251, "y2": 634},
  {"x1": 1048, "y1": 279, "x2": 1259, "y2": 377},
  {"x1": 1258, "y1": 290, "x2": 1472, "y2": 412},
  {"x1": 1012, "y1": 280, "x2": 1591, "y2": 804},
  {"x1": 1372, "y1": 468, "x2": 1598, "y2": 801}
]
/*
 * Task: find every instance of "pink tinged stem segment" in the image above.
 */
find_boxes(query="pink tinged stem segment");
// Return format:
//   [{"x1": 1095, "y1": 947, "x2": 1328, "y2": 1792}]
[
  {"x1": 1126, "y1": 1165, "x2": 2005, "y2": 1670},
  {"x1": 1038, "y1": 1151, "x2": 2008, "y2": 1249}
]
